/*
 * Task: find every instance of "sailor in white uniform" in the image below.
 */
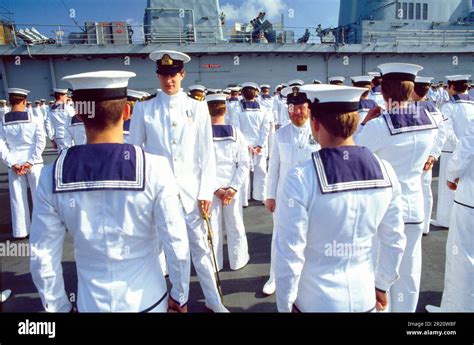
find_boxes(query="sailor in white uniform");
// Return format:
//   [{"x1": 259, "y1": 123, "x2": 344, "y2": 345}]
[
  {"x1": 356, "y1": 63, "x2": 440, "y2": 312},
  {"x1": 129, "y1": 50, "x2": 227, "y2": 312},
  {"x1": 263, "y1": 88, "x2": 320, "y2": 296},
  {"x1": 0, "y1": 88, "x2": 46, "y2": 239},
  {"x1": 232, "y1": 82, "x2": 270, "y2": 204},
  {"x1": 431, "y1": 75, "x2": 473, "y2": 228},
  {"x1": 207, "y1": 94, "x2": 250, "y2": 271},
  {"x1": 411, "y1": 77, "x2": 446, "y2": 235},
  {"x1": 350, "y1": 75, "x2": 378, "y2": 126},
  {"x1": 62, "y1": 114, "x2": 86, "y2": 148},
  {"x1": 30, "y1": 71, "x2": 190, "y2": 313},
  {"x1": 123, "y1": 89, "x2": 146, "y2": 144},
  {"x1": 438, "y1": 118, "x2": 474, "y2": 312},
  {"x1": 275, "y1": 84, "x2": 406, "y2": 312},
  {"x1": 258, "y1": 84, "x2": 275, "y2": 157},
  {"x1": 25, "y1": 101, "x2": 33, "y2": 116},
  {"x1": 277, "y1": 80, "x2": 303, "y2": 128},
  {"x1": 328, "y1": 76, "x2": 345, "y2": 86},
  {"x1": 0, "y1": 100, "x2": 10, "y2": 117},
  {"x1": 272, "y1": 84, "x2": 285, "y2": 130},
  {"x1": 226, "y1": 86, "x2": 241, "y2": 125},
  {"x1": 368, "y1": 72, "x2": 385, "y2": 108},
  {"x1": 188, "y1": 85, "x2": 207, "y2": 102},
  {"x1": 45, "y1": 88, "x2": 75, "y2": 150}
]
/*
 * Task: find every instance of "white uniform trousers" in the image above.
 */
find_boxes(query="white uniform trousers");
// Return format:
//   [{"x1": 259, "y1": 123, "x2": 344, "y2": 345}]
[
  {"x1": 184, "y1": 203, "x2": 223, "y2": 310},
  {"x1": 433, "y1": 152, "x2": 455, "y2": 227},
  {"x1": 440, "y1": 202, "x2": 474, "y2": 311},
  {"x1": 266, "y1": 213, "x2": 278, "y2": 285},
  {"x1": 422, "y1": 170, "x2": 434, "y2": 234},
  {"x1": 8, "y1": 164, "x2": 43, "y2": 238},
  {"x1": 211, "y1": 193, "x2": 249, "y2": 271},
  {"x1": 389, "y1": 222, "x2": 423, "y2": 312},
  {"x1": 267, "y1": 123, "x2": 275, "y2": 159},
  {"x1": 242, "y1": 151, "x2": 267, "y2": 202}
]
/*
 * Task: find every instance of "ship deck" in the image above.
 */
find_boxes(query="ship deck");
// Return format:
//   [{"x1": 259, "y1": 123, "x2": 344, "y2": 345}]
[{"x1": 0, "y1": 143, "x2": 447, "y2": 313}]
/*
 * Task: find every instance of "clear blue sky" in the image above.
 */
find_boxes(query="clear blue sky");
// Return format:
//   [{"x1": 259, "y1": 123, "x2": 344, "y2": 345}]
[{"x1": 0, "y1": 0, "x2": 340, "y2": 34}]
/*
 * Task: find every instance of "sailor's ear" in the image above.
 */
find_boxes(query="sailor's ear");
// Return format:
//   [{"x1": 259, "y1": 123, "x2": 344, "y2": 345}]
[
  {"x1": 122, "y1": 103, "x2": 131, "y2": 121},
  {"x1": 180, "y1": 69, "x2": 186, "y2": 79}
]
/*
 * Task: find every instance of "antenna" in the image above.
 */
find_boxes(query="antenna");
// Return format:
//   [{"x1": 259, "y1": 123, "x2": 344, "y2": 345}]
[{"x1": 60, "y1": 0, "x2": 84, "y2": 31}]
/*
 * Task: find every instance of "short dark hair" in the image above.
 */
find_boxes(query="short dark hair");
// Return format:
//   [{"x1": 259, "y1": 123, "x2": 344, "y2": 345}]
[
  {"x1": 207, "y1": 101, "x2": 227, "y2": 117},
  {"x1": 448, "y1": 80, "x2": 469, "y2": 94},
  {"x1": 311, "y1": 108, "x2": 359, "y2": 139},
  {"x1": 414, "y1": 84, "x2": 431, "y2": 99},
  {"x1": 242, "y1": 87, "x2": 256, "y2": 100},
  {"x1": 381, "y1": 79, "x2": 414, "y2": 102},
  {"x1": 78, "y1": 98, "x2": 126, "y2": 131},
  {"x1": 372, "y1": 77, "x2": 382, "y2": 87},
  {"x1": 9, "y1": 95, "x2": 26, "y2": 106}
]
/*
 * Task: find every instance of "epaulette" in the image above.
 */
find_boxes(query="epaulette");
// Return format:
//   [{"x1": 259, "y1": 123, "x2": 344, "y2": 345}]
[{"x1": 142, "y1": 93, "x2": 157, "y2": 101}]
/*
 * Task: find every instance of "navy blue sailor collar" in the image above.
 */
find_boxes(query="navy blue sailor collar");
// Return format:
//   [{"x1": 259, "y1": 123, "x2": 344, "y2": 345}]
[
  {"x1": 3, "y1": 111, "x2": 31, "y2": 125},
  {"x1": 383, "y1": 102, "x2": 438, "y2": 135},
  {"x1": 359, "y1": 99, "x2": 378, "y2": 111},
  {"x1": 240, "y1": 99, "x2": 260, "y2": 111},
  {"x1": 53, "y1": 143, "x2": 145, "y2": 193},
  {"x1": 313, "y1": 146, "x2": 392, "y2": 194},
  {"x1": 212, "y1": 124, "x2": 236, "y2": 141}
]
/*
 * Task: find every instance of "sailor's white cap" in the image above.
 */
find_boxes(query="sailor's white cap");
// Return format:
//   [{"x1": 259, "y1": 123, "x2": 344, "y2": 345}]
[
  {"x1": 241, "y1": 82, "x2": 260, "y2": 91},
  {"x1": 127, "y1": 89, "x2": 146, "y2": 100},
  {"x1": 141, "y1": 91, "x2": 151, "y2": 97},
  {"x1": 223, "y1": 88, "x2": 231, "y2": 94},
  {"x1": 281, "y1": 86, "x2": 302, "y2": 97},
  {"x1": 34, "y1": 100, "x2": 40, "y2": 103},
  {"x1": 40, "y1": 98, "x2": 46, "y2": 102},
  {"x1": 53, "y1": 88, "x2": 69, "y2": 94},
  {"x1": 377, "y1": 63, "x2": 423, "y2": 81},
  {"x1": 312, "y1": 79, "x2": 322, "y2": 84},
  {"x1": 150, "y1": 50, "x2": 191, "y2": 75},
  {"x1": 351, "y1": 76, "x2": 373, "y2": 84},
  {"x1": 274, "y1": 84, "x2": 282, "y2": 91},
  {"x1": 229, "y1": 86, "x2": 241, "y2": 92},
  {"x1": 62, "y1": 71, "x2": 136, "y2": 101},
  {"x1": 415, "y1": 77, "x2": 434, "y2": 84},
  {"x1": 288, "y1": 79, "x2": 304, "y2": 86},
  {"x1": 446, "y1": 75, "x2": 471, "y2": 82},
  {"x1": 260, "y1": 84, "x2": 270, "y2": 89},
  {"x1": 7, "y1": 88, "x2": 30, "y2": 97},
  {"x1": 329, "y1": 76, "x2": 345, "y2": 83},
  {"x1": 188, "y1": 85, "x2": 207, "y2": 92},
  {"x1": 368, "y1": 72, "x2": 382, "y2": 78},
  {"x1": 0, "y1": 99, "x2": 6, "y2": 103},
  {"x1": 300, "y1": 84, "x2": 367, "y2": 113},
  {"x1": 281, "y1": 83, "x2": 289, "y2": 88},
  {"x1": 26, "y1": 101, "x2": 32, "y2": 104},
  {"x1": 206, "y1": 94, "x2": 227, "y2": 103},
  {"x1": 206, "y1": 88, "x2": 222, "y2": 94},
  {"x1": 49, "y1": 100, "x2": 55, "y2": 103}
]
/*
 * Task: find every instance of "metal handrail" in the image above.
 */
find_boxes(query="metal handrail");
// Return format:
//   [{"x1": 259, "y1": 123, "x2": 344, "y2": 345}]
[{"x1": 2, "y1": 22, "x2": 474, "y2": 46}]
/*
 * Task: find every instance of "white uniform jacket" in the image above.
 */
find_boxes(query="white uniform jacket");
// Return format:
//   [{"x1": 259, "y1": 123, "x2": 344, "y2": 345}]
[
  {"x1": 226, "y1": 97, "x2": 241, "y2": 125},
  {"x1": 129, "y1": 91, "x2": 216, "y2": 214},
  {"x1": 212, "y1": 124, "x2": 250, "y2": 191},
  {"x1": 420, "y1": 101, "x2": 446, "y2": 160},
  {"x1": 46, "y1": 102, "x2": 75, "y2": 147},
  {"x1": 233, "y1": 100, "x2": 270, "y2": 148},
  {"x1": 441, "y1": 94, "x2": 474, "y2": 150},
  {"x1": 266, "y1": 122, "x2": 319, "y2": 200},
  {"x1": 356, "y1": 103, "x2": 440, "y2": 223},
  {"x1": 0, "y1": 111, "x2": 46, "y2": 167},
  {"x1": 358, "y1": 99, "x2": 379, "y2": 126},
  {"x1": 447, "y1": 119, "x2": 474, "y2": 208},
  {"x1": 273, "y1": 95, "x2": 287, "y2": 127},
  {"x1": 368, "y1": 86, "x2": 385, "y2": 108},
  {"x1": 30, "y1": 144, "x2": 190, "y2": 312},
  {"x1": 63, "y1": 115, "x2": 86, "y2": 148},
  {"x1": 275, "y1": 146, "x2": 406, "y2": 312}
]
